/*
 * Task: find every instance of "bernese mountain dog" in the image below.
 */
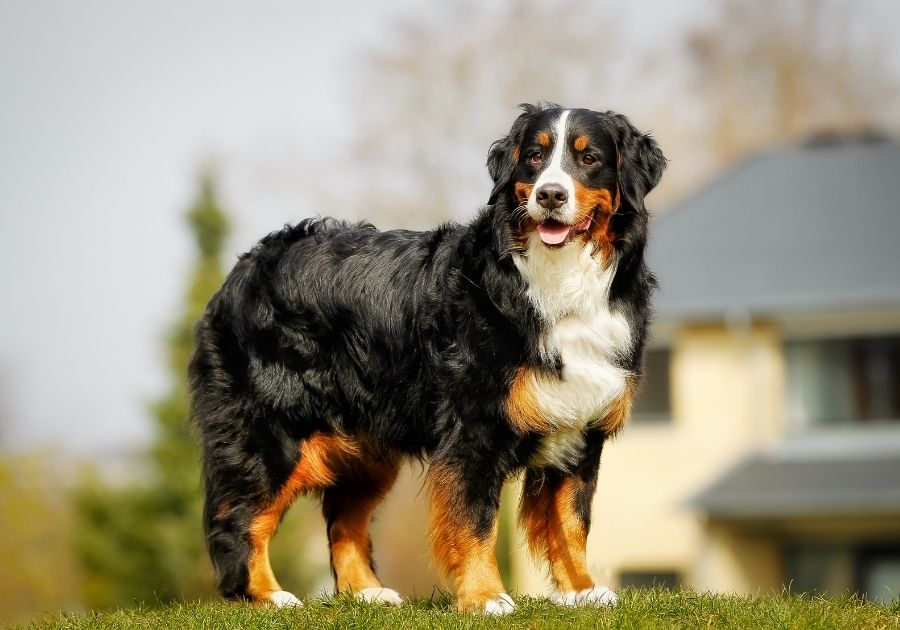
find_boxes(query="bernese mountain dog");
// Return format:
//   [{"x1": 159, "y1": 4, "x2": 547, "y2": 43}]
[{"x1": 189, "y1": 103, "x2": 666, "y2": 614}]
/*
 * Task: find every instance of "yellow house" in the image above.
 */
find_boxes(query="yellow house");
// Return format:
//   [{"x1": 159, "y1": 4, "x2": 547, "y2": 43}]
[{"x1": 511, "y1": 133, "x2": 900, "y2": 603}]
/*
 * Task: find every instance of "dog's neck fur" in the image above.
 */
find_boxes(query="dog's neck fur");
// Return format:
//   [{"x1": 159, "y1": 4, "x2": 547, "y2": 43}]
[{"x1": 509, "y1": 232, "x2": 632, "y2": 468}]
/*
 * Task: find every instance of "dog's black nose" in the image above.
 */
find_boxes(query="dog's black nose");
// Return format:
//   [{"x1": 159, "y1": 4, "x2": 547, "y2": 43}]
[{"x1": 536, "y1": 184, "x2": 568, "y2": 210}]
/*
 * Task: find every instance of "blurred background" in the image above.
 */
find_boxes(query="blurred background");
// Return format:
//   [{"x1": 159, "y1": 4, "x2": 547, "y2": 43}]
[{"x1": 2, "y1": 0, "x2": 900, "y2": 624}]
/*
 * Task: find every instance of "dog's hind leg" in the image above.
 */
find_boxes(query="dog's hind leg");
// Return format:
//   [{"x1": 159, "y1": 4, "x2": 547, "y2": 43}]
[
  {"x1": 205, "y1": 467, "x2": 303, "y2": 606},
  {"x1": 199, "y1": 418, "x2": 281, "y2": 603},
  {"x1": 206, "y1": 432, "x2": 360, "y2": 606},
  {"x1": 205, "y1": 471, "x2": 304, "y2": 605},
  {"x1": 322, "y1": 450, "x2": 401, "y2": 604}
]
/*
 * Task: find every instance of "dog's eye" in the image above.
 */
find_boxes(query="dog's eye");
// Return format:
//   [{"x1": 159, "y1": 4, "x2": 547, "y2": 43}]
[
  {"x1": 529, "y1": 151, "x2": 543, "y2": 164},
  {"x1": 582, "y1": 154, "x2": 598, "y2": 166}
]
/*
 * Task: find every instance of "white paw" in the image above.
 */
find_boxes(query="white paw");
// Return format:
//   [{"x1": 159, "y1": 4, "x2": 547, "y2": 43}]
[
  {"x1": 553, "y1": 586, "x2": 617, "y2": 606},
  {"x1": 356, "y1": 587, "x2": 403, "y2": 606},
  {"x1": 269, "y1": 590, "x2": 303, "y2": 607},
  {"x1": 483, "y1": 592, "x2": 515, "y2": 615}
]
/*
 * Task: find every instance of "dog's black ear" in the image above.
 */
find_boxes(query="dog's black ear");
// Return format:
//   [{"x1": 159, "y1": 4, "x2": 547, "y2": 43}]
[
  {"x1": 610, "y1": 113, "x2": 667, "y2": 212},
  {"x1": 486, "y1": 103, "x2": 544, "y2": 205}
]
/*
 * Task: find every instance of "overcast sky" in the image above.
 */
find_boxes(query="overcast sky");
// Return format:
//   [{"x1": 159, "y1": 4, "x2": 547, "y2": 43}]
[
  {"x1": 0, "y1": 0, "x2": 416, "y2": 454},
  {"x1": 1, "y1": 0, "x2": 898, "y2": 456}
]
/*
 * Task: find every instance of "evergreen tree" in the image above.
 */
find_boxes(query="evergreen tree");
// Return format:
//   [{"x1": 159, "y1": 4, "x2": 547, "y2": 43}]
[
  {"x1": 73, "y1": 171, "x2": 227, "y2": 607},
  {"x1": 73, "y1": 170, "x2": 323, "y2": 609}
]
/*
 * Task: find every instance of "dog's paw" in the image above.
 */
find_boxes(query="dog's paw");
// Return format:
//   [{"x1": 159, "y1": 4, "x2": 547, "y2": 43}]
[
  {"x1": 553, "y1": 586, "x2": 617, "y2": 606},
  {"x1": 269, "y1": 590, "x2": 303, "y2": 607},
  {"x1": 356, "y1": 587, "x2": 403, "y2": 606},
  {"x1": 482, "y1": 592, "x2": 515, "y2": 615}
]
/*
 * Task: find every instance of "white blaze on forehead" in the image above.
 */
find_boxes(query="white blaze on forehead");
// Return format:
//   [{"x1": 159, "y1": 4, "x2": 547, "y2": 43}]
[
  {"x1": 529, "y1": 110, "x2": 577, "y2": 223},
  {"x1": 544, "y1": 110, "x2": 571, "y2": 177}
]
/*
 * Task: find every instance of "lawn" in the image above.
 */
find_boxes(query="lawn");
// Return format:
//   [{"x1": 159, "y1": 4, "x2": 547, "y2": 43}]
[{"x1": 17, "y1": 589, "x2": 900, "y2": 630}]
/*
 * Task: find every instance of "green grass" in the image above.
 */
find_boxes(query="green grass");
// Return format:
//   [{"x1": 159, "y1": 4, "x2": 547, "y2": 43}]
[{"x1": 16, "y1": 589, "x2": 900, "y2": 630}]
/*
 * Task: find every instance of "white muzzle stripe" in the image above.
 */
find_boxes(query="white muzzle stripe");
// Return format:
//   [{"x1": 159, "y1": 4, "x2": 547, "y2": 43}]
[{"x1": 527, "y1": 110, "x2": 576, "y2": 223}]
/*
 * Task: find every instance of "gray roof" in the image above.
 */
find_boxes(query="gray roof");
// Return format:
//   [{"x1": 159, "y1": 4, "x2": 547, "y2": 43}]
[
  {"x1": 649, "y1": 136, "x2": 900, "y2": 321},
  {"x1": 692, "y1": 430, "x2": 900, "y2": 519}
]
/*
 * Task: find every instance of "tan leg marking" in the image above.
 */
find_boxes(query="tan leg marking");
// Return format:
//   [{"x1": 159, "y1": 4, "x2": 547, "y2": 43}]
[
  {"x1": 246, "y1": 432, "x2": 358, "y2": 601},
  {"x1": 427, "y1": 464, "x2": 506, "y2": 612},
  {"x1": 519, "y1": 473, "x2": 593, "y2": 593},
  {"x1": 327, "y1": 456, "x2": 400, "y2": 594}
]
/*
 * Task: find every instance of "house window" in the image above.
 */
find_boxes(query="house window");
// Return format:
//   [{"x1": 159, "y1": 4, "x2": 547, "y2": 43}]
[
  {"x1": 785, "y1": 336, "x2": 900, "y2": 429},
  {"x1": 619, "y1": 570, "x2": 681, "y2": 589},
  {"x1": 785, "y1": 544, "x2": 854, "y2": 595},
  {"x1": 858, "y1": 547, "x2": 900, "y2": 605},
  {"x1": 631, "y1": 348, "x2": 672, "y2": 424},
  {"x1": 786, "y1": 543, "x2": 900, "y2": 603}
]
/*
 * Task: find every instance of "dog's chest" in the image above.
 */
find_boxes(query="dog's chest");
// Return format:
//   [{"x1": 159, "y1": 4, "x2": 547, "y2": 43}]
[{"x1": 514, "y1": 239, "x2": 632, "y2": 468}]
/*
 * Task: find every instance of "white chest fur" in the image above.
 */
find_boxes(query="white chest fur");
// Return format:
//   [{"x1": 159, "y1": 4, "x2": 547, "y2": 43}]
[{"x1": 513, "y1": 234, "x2": 633, "y2": 469}]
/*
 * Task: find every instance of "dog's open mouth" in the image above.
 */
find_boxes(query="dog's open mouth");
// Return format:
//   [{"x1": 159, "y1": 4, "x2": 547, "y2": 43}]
[{"x1": 536, "y1": 216, "x2": 592, "y2": 246}]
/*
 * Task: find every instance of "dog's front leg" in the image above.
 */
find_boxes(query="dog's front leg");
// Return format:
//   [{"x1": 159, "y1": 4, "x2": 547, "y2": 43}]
[
  {"x1": 426, "y1": 458, "x2": 513, "y2": 614},
  {"x1": 519, "y1": 432, "x2": 617, "y2": 606}
]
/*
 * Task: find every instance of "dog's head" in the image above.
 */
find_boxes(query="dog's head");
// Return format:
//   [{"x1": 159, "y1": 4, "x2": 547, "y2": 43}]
[{"x1": 487, "y1": 103, "x2": 666, "y2": 257}]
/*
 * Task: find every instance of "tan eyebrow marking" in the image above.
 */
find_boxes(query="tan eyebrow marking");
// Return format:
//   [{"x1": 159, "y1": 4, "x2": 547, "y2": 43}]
[
  {"x1": 574, "y1": 135, "x2": 589, "y2": 152},
  {"x1": 536, "y1": 131, "x2": 551, "y2": 146}
]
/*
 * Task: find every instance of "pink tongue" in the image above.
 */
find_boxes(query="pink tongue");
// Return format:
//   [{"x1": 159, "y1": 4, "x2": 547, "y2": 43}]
[{"x1": 536, "y1": 222, "x2": 571, "y2": 245}]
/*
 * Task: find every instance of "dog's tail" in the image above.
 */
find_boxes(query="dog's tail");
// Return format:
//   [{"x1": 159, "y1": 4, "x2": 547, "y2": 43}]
[{"x1": 187, "y1": 315, "x2": 251, "y2": 597}]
